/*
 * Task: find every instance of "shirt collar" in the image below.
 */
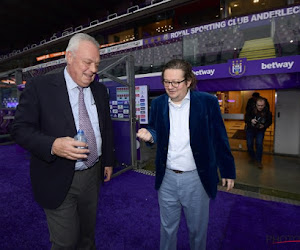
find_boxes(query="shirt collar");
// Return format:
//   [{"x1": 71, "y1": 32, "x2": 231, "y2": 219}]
[
  {"x1": 64, "y1": 67, "x2": 95, "y2": 105},
  {"x1": 64, "y1": 67, "x2": 79, "y2": 91},
  {"x1": 168, "y1": 89, "x2": 191, "y2": 107}
]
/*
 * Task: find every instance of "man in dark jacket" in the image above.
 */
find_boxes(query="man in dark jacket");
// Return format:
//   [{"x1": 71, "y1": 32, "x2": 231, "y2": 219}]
[
  {"x1": 12, "y1": 33, "x2": 114, "y2": 249},
  {"x1": 245, "y1": 97, "x2": 272, "y2": 168},
  {"x1": 137, "y1": 59, "x2": 235, "y2": 250},
  {"x1": 246, "y1": 92, "x2": 260, "y2": 114},
  {"x1": 246, "y1": 92, "x2": 270, "y2": 116}
]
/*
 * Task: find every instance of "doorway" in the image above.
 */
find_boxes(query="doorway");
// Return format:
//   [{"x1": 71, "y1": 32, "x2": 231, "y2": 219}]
[{"x1": 215, "y1": 89, "x2": 275, "y2": 153}]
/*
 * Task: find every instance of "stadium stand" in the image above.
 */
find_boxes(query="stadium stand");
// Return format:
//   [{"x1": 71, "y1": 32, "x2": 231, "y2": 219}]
[{"x1": 274, "y1": 14, "x2": 300, "y2": 56}]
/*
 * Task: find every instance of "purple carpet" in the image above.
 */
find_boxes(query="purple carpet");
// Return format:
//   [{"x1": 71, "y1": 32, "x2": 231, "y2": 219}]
[{"x1": 0, "y1": 144, "x2": 299, "y2": 250}]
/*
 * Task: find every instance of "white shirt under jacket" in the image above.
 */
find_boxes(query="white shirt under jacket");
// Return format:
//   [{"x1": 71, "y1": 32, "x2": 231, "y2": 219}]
[
  {"x1": 166, "y1": 90, "x2": 197, "y2": 172},
  {"x1": 64, "y1": 67, "x2": 102, "y2": 170}
]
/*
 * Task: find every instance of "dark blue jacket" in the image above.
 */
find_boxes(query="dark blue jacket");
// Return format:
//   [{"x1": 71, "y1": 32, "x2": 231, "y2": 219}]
[{"x1": 147, "y1": 90, "x2": 236, "y2": 198}]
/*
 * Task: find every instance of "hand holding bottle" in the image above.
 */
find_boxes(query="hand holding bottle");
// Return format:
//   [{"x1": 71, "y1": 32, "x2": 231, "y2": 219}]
[
  {"x1": 52, "y1": 131, "x2": 89, "y2": 160},
  {"x1": 74, "y1": 130, "x2": 90, "y2": 160}
]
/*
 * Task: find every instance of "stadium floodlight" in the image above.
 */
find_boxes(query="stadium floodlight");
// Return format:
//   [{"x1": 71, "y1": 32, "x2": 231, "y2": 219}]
[
  {"x1": 40, "y1": 40, "x2": 47, "y2": 45},
  {"x1": 107, "y1": 13, "x2": 117, "y2": 20},
  {"x1": 64, "y1": 27, "x2": 73, "y2": 33},
  {"x1": 50, "y1": 35, "x2": 58, "y2": 41},
  {"x1": 90, "y1": 20, "x2": 99, "y2": 26},
  {"x1": 127, "y1": 5, "x2": 139, "y2": 14},
  {"x1": 62, "y1": 31, "x2": 70, "y2": 37},
  {"x1": 75, "y1": 25, "x2": 83, "y2": 32},
  {"x1": 151, "y1": 0, "x2": 165, "y2": 4}
]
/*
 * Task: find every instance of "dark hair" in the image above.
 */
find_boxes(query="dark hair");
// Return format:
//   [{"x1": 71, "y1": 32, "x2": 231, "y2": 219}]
[
  {"x1": 161, "y1": 59, "x2": 197, "y2": 90},
  {"x1": 252, "y1": 92, "x2": 260, "y2": 98}
]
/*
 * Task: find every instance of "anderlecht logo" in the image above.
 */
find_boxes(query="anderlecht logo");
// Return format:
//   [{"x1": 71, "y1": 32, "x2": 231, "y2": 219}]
[{"x1": 229, "y1": 59, "x2": 246, "y2": 77}]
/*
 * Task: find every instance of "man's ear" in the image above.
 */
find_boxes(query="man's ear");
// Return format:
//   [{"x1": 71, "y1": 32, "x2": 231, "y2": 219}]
[
  {"x1": 186, "y1": 79, "x2": 192, "y2": 88},
  {"x1": 65, "y1": 51, "x2": 73, "y2": 64}
]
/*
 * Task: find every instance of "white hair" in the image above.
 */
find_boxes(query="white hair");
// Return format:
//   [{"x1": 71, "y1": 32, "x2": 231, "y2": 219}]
[{"x1": 65, "y1": 33, "x2": 100, "y2": 54}]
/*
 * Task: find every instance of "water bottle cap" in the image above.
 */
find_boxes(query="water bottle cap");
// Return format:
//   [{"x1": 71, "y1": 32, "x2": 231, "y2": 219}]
[{"x1": 77, "y1": 129, "x2": 84, "y2": 135}]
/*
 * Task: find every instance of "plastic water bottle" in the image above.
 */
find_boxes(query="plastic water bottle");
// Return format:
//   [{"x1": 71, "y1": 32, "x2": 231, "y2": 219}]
[{"x1": 74, "y1": 129, "x2": 87, "y2": 149}]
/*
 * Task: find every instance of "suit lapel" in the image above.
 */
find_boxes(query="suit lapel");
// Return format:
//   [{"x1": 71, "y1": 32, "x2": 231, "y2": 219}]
[
  {"x1": 53, "y1": 71, "x2": 77, "y2": 135},
  {"x1": 189, "y1": 91, "x2": 203, "y2": 146},
  {"x1": 162, "y1": 94, "x2": 170, "y2": 134}
]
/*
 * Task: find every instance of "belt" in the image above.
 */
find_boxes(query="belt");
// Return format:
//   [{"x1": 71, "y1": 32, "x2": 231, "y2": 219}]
[{"x1": 170, "y1": 169, "x2": 184, "y2": 174}]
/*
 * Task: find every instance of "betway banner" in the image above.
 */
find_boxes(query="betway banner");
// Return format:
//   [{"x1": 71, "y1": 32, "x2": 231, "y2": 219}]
[{"x1": 193, "y1": 55, "x2": 300, "y2": 80}]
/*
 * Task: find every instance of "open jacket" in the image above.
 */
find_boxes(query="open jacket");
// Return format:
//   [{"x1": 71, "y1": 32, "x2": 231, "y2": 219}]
[
  {"x1": 12, "y1": 70, "x2": 114, "y2": 209},
  {"x1": 147, "y1": 90, "x2": 236, "y2": 199}
]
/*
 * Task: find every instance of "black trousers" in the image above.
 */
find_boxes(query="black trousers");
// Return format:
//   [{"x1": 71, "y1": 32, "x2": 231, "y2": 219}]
[{"x1": 44, "y1": 161, "x2": 101, "y2": 250}]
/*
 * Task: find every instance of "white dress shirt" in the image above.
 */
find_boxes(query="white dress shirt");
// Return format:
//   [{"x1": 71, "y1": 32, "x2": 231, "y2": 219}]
[
  {"x1": 166, "y1": 90, "x2": 197, "y2": 172},
  {"x1": 64, "y1": 67, "x2": 102, "y2": 170}
]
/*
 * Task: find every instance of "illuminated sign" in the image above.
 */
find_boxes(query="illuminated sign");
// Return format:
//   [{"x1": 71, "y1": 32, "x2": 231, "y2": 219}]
[{"x1": 36, "y1": 51, "x2": 66, "y2": 61}]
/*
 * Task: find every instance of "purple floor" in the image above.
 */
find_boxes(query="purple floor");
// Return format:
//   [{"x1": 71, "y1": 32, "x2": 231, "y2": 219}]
[{"x1": 0, "y1": 144, "x2": 299, "y2": 249}]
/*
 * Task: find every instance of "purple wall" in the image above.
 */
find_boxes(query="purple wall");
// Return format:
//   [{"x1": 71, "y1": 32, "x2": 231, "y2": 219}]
[
  {"x1": 134, "y1": 56, "x2": 300, "y2": 92},
  {"x1": 196, "y1": 73, "x2": 300, "y2": 92},
  {"x1": 135, "y1": 72, "x2": 300, "y2": 92}
]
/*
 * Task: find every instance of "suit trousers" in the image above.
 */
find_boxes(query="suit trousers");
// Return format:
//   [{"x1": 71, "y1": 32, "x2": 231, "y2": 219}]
[
  {"x1": 158, "y1": 169, "x2": 210, "y2": 250},
  {"x1": 44, "y1": 161, "x2": 101, "y2": 250}
]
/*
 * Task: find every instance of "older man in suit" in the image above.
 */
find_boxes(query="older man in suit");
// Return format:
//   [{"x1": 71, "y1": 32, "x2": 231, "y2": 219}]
[
  {"x1": 12, "y1": 33, "x2": 114, "y2": 249},
  {"x1": 137, "y1": 59, "x2": 235, "y2": 250}
]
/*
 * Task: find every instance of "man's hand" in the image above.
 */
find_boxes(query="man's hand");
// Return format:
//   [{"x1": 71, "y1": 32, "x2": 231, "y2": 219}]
[
  {"x1": 222, "y1": 178, "x2": 234, "y2": 191},
  {"x1": 251, "y1": 118, "x2": 257, "y2": 125},
  {"x1": 136, "y1": 128, "x2": 153, "y2": 142},
  {"x1": 104, "y1": 166, "x2": 113, "y2": 182},
  {"x1": 52, "y1": 137, "x2": 89, "y2": 160}
]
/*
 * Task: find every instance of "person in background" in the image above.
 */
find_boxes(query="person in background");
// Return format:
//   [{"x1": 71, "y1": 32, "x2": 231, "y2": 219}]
[
  {"x1": 12, "y1": 33, "x2": 114, "y2": 249},
  {"x1": 245, "y1": 92, "x2": 270, "y2": 121},
  {"x1": 246, "y1": 92, "x2": 261, "y2": 114},
  {"x1": 137, "y1": 59, "x2": 236, "y2": 250},
  {"x1": 245, "y1": 97, "x2": 272, "y2": 168}
]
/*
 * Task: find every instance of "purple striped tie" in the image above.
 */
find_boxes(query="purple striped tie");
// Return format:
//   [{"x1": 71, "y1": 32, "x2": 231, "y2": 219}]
[{"x1": 78, "y1": 87, "x2": 98, "y2": 167}]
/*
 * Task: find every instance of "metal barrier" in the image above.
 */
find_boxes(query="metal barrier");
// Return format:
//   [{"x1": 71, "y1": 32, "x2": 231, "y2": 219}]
[{"x1": 97, "y1": 55, "x2": 138, "y2": 174}]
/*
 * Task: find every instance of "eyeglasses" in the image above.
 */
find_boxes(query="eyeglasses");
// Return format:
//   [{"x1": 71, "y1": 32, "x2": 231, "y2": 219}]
[{"x1": 163, "y1": 79, "x2": 186, "y2": 88}]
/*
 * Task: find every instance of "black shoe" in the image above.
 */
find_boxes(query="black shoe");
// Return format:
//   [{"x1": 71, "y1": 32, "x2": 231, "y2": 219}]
[
  {"x1": 255, "y1": 161, "x2": 263, "y2": 169},
  {"x1": 248, "y1": 159, "x2": 255, "y2": 165}
]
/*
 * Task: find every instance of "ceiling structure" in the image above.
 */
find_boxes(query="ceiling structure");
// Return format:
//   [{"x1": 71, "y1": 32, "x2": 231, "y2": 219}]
[{"x1": 0, "y1": 0, "x2": 121, "y2": 54}]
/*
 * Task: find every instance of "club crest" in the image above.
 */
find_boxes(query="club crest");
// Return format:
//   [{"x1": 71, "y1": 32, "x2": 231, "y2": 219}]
[{"x1": 229, "y1": 59, "x2": 246, "y2": 77}]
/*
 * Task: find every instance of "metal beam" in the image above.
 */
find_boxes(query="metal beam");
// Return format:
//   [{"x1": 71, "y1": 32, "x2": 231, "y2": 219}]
[{"x1": 98, "y1": 54, "x2": 138, "y2": 169}]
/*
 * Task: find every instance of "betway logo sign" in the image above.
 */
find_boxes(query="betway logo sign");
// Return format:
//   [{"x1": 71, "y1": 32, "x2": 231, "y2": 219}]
[
  {"x1": 193, "y1": 69, "x2": 215, "y2": 76},
  {"x1": 261, "y1": 61, "x2": 294, "y2": 70}
]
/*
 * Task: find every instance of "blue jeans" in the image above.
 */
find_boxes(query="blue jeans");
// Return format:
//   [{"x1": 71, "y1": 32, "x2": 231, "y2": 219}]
[
  {"x1": 158, "y1": 169, "x2": 210, "y2": 250},
  {"x1": 246, "y1": 128, "x2": 265, "y2": 163}
]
